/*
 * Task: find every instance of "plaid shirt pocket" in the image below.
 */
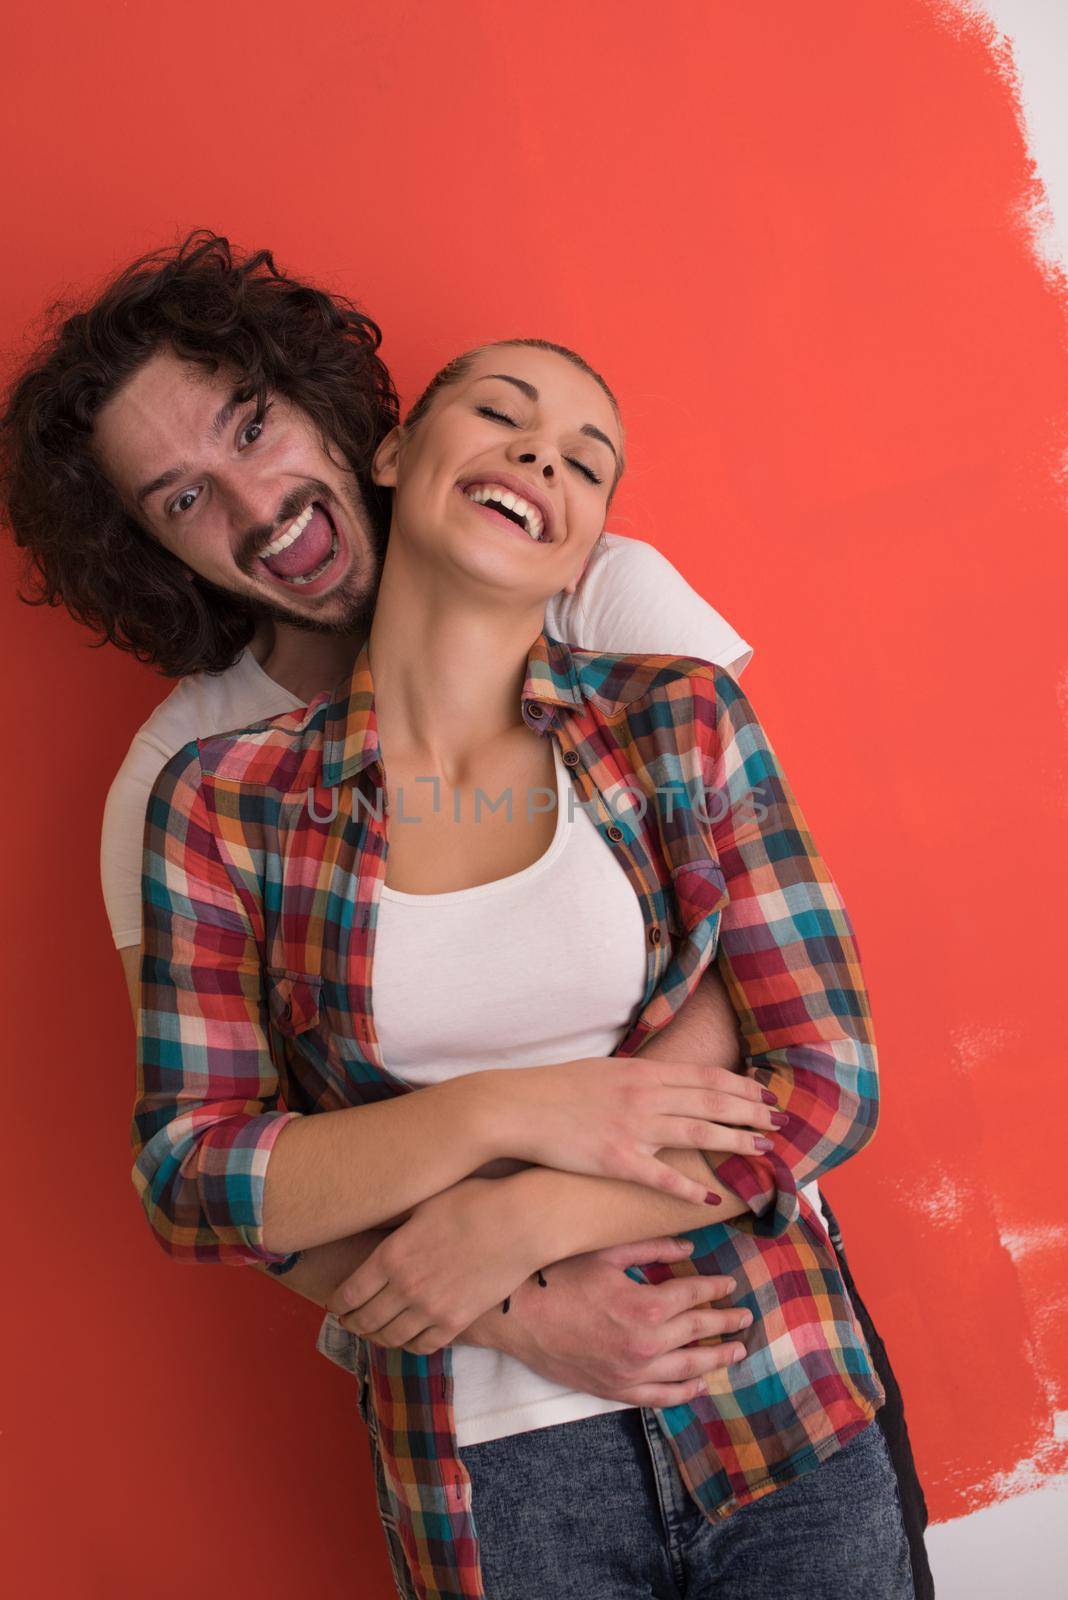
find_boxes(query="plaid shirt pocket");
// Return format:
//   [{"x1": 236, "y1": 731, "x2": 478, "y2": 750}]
[{"x1": 265, "y1": 970, "x2": 323, "y2": 1036}]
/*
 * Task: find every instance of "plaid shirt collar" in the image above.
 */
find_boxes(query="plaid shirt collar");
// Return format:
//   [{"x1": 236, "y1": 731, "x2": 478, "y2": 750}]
[{"x1": 321, "y1": 629, "x2": 587, "y2": 787}]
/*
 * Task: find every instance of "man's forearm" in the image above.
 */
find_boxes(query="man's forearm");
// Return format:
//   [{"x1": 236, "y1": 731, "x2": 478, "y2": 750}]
[{"x1": 643, "y1": 961, "x2": 743, "y2": 1078}]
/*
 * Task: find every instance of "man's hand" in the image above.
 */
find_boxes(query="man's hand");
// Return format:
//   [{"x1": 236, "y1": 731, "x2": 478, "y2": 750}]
[
  {"x1": 465, "y1": 1237, "x2": 752, "y2": 1407},
  {"x1": 324, "y1": 1208, "x2": 752, "y2": 1406}
]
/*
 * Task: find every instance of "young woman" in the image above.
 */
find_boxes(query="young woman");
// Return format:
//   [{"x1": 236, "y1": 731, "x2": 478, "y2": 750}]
[
  {"x1": 135, "y1": 338, "x2": 913, "y2": 1598},
  {"x1": 319, "y1": 340, "x2": 908, "y2": 1600}
]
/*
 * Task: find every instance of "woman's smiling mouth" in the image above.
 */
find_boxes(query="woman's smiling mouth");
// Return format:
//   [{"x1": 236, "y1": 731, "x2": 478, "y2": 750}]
[{"x1": 456, "y1": 476, "x2": 554, "y2": 542}]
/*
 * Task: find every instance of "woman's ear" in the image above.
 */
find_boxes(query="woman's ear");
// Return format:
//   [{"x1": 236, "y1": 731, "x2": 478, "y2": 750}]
[{"x1": 372, "y1": 426, "x2": 404, "y2": 487}]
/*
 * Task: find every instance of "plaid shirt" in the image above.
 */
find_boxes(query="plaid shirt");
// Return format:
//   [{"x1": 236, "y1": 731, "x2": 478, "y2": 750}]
[{"x1": 136, "y1": 631, "x2": 884, "y2": 1600}]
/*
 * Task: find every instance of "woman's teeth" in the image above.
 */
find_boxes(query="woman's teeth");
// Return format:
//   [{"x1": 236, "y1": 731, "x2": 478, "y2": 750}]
[{"x1": 464, "y1": 483, "x2": 546, "y2": 541}]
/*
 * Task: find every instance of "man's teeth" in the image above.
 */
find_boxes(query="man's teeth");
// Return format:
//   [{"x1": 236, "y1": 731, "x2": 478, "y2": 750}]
[
  {"x1": 464, "y1": 484, "x2": 546, "y2": 540},
  {"x1": 283, "y1": 531, "x2": 338, "y2": 585},
  {"x1": 260, "y1": 503, "x2": 316, "y2": 558}
]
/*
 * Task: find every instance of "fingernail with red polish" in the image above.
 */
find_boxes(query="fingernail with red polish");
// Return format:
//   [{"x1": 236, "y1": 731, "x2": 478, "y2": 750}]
[
  {"x1": 760, "y1": 1089, "x2": 778, "y2": 1105},
  {"x1": 704, "y1": 1191, "x2": 722, "y2": 1206},
  {"x1": 769, "y1": 1111, "x2": 790, "y2": 1128},
  {"x1": 753, "y1": 1135, "x2": 775, "y2": 1152}
]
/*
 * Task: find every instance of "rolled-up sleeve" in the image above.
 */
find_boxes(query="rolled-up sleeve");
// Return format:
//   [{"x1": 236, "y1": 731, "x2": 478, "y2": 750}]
[
  {"x1": 132, "y1": 739, "x2": 302, "y2": 1267},
  {"x1": 698, "y1": 670, "x2": 879, "y2": 1237}
]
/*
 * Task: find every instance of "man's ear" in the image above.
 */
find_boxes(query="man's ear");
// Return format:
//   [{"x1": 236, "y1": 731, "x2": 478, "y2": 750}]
[{"x1": 372, "y1": 426, "x2": 404, "y2": 487}]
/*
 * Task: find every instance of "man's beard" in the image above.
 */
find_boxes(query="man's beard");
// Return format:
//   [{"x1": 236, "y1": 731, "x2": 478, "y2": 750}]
[
  {"x1": 220, "y1": 473, "x2": 391, "y2": 643},
  {"x1": 213, "y1": 486, "x2": 388, "y2": 641},
  {"x1": 244, "y1": 560, "x2": 382, "y2": 640}
]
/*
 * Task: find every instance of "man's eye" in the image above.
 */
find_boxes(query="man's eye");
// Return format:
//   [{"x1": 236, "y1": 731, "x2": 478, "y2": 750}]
[
  {"x1": 169, "y1": 488, "x2": 200, "y2": 517},
  {"x1": 239, "y1": 401, "x2": 274, "y2": 447},
  {"x1": 476, "y1": 405, "x2": 518, "y2": 426},
  {"x1": 164, "y1": 402, "x2": 273, "y2": 517},
  {"x1": 567, "y1": 458, "x2": 602, "y2": 485}
]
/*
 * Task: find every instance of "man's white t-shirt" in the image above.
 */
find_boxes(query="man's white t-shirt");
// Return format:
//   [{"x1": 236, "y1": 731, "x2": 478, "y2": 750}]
[{"x1": 100, "y1": 533, "x2": 752, "y2": 948}]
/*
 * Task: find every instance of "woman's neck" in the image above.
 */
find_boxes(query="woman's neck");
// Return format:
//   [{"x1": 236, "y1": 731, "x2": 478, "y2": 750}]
[{"x1": 367, "y1": 552, "x2": 547, "y2": 780}]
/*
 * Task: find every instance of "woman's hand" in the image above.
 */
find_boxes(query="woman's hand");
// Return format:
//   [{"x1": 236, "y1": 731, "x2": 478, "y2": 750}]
[
  {"x1": 325, "y1": 1178, "x2": 540, "y2": 1354},
  {"x1": 483, "y1": 1056, "x2": 782, "y2": 1207}
]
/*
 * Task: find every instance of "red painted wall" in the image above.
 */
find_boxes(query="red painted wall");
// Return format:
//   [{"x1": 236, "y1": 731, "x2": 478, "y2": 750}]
[{"x1": 2, "y1": 2, "x2": 1065, "y2": 1592}]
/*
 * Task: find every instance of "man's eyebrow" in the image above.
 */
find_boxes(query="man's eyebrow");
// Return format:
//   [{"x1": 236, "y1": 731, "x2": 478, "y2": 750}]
[
  {"x1": 482, "y1": 374, "x2": 619, "y2": 463},
  {"x1": 134, "y1": 389, "x2": 246, "y2": 507}
]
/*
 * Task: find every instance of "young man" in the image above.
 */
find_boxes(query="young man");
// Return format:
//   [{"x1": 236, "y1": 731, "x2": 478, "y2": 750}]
[{"x1": 1, "y1": 231, "x2": 931, "y2": 1597}]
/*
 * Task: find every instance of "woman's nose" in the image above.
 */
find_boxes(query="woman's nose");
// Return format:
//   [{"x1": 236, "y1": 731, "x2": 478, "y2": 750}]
[{"x1": 516, "y1": 448, "x2": 555, "y2": 478}]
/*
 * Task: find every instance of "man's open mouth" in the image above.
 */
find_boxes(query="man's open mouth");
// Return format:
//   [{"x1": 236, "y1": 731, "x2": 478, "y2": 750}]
[{"x1": 257, "y1": 502, "x2": 339, "y2": 585}]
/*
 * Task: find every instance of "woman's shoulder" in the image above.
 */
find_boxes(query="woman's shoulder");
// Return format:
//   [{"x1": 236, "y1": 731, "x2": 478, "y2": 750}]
[{"x1": 553, "y1": 634, "x2": 741, "y2": 721}]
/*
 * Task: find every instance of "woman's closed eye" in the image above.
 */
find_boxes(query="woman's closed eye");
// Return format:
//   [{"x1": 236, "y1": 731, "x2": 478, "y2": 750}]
[{"x1": 475, "y1": 404, "x2": 603, "y2": 485}]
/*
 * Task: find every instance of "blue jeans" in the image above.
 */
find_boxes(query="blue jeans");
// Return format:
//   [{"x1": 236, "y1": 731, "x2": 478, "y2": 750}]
[{"x1": 457, "y1": 1409, "x2": 916, "y2": 1599}]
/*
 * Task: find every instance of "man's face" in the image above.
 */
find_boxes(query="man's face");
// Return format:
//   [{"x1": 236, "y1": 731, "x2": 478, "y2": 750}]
[{"x1": 92, "y1": 347, "x2": 383, "y2": 632}]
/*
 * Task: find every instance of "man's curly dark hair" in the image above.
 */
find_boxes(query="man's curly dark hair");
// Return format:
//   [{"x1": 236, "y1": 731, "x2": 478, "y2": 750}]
[{"x1": 0, "y1": 230, "x2": 399, "y2": 677}]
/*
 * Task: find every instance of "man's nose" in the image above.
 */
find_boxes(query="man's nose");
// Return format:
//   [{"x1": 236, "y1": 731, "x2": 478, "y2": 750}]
[{"x1": 220, "y1": 464, "x2": 284, "y2": 534}]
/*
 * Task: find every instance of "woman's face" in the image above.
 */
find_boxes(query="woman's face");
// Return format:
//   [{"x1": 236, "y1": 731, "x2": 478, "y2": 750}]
[{"x1": 372, "y1": 345, "x2": 622, "y2": 603}]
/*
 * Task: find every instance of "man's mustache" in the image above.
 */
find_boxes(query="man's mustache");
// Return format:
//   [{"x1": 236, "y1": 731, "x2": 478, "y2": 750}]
[{"x1": 235, "y1": 479, "x2": 336, "y2": 571}]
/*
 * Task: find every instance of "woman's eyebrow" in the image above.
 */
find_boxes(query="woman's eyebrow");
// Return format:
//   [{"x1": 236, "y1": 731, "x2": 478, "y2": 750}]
[
  {"x1": 485, "y1": 372, "x2": 538, "y2": 401},
  {"x1": 482, "y1": 373, "x2": 619, "y2": 463},
  {"x1": 580, "y1": 424, "x2": 619, "y2": 462}
]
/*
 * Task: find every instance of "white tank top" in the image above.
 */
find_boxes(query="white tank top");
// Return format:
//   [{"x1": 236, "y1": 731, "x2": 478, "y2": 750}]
[{"x1": 372, "y1": 737, "x2": 650, "y2": 1446}]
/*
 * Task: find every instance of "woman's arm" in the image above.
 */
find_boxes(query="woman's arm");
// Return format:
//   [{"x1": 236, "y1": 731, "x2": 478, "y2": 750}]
[
  {"x1": 695, "y1": 665, "x2": 879, "y2": 1235},
  {"x1": 435, "y1": 985, "x2": 755, "y2": 1275},
  {"x1": 435, "y1": 666, "x2": 879, "y2": 1267},
  {"x1": 137, "y1": 743, "x2": 761, "y2": 1268},
  {"x1": 135, "y1": 742, "x2": 511, "y2": 1268},
  {"x1": 320, "y1": 968, "x2": 757, "y2": 1350},
  {"x1": 234, "y1": 973, "x2": 736, "y2": 1323}
]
